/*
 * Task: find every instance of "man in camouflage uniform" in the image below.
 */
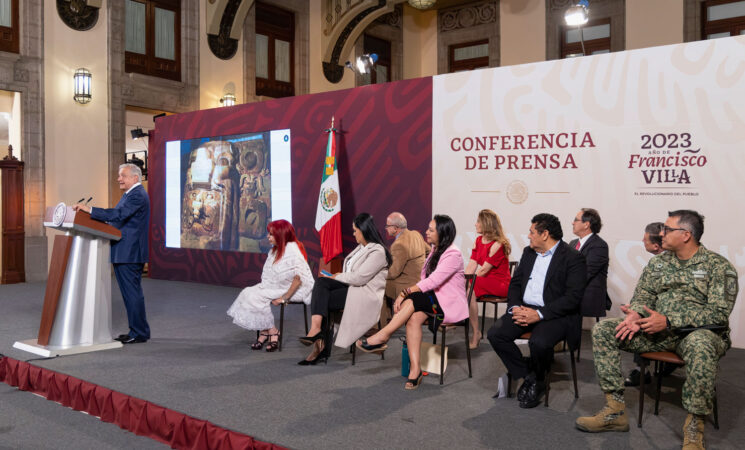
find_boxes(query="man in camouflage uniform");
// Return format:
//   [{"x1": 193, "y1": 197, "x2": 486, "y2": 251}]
[{"x1": 576, "y1": 210, "x2": 738, "y2": 450}]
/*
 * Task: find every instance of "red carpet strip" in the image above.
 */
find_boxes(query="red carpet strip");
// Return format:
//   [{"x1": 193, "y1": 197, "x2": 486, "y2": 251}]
[{"x1": 0, "y1": 356, "x2": 284, "y2": 450}]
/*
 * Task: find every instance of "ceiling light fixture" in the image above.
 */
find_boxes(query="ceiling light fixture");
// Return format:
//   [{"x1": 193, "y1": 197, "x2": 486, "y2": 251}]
[{"x1": 408, "y1": 0, "x2": 437, "y2": 10}]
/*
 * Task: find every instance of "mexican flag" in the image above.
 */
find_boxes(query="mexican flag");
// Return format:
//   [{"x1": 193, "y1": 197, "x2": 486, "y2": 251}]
[{"x1": 315, "y1": 118, "x2": 342, "y2": 263}]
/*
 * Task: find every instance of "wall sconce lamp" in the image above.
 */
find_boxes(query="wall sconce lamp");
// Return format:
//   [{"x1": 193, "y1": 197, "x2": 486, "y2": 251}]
[
  {"x1": 565, "y1": 0, "x2": 589, "y2": 55},
  {"x1": 130, "y1": 127, "x2": 149, "y2": 140},
  {"x1": 344, "y1": 53, "x2": 378, "y2": 75},
  {"x1": 73, "y1": 68, "x2": 92, "y2": 104},
  {"x1": 220, "y1": 93, "x2": 236, "y2": 107}
]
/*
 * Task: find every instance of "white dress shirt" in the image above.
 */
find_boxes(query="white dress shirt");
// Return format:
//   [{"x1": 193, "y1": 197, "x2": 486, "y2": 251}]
[
  {"x1": 576, "y1": 232, "x2": 593, "y2": 251},
  {"x1": 522, "y1": 241, "x2": 560, "y2": 319},
  {"x1": 126, "y1": 182, "x2": 142, "y2": 194}
]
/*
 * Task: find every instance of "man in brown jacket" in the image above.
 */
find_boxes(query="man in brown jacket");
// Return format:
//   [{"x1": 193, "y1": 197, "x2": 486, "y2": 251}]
[{"x1": 380, "y1": 212, "x2": 429, "y2": 324}]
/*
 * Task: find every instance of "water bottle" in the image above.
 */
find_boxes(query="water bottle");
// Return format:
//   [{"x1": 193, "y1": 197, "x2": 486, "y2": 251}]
[{"x1": 400, "y1": 337, "x2": 409, "y2": 377}]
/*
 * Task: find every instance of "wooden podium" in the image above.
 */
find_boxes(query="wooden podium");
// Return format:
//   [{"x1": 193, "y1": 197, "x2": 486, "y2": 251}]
[{"x1": 13, "y1": 204, "x2": 124, "y2": 357}]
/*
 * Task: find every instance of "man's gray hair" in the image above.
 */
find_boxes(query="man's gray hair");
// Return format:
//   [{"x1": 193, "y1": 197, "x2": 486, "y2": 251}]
[
  {"x1": 120, "y1": 163, "x2": 142, "y2": 182},
  {"x1": 388, "y1": 212, "x2": 407, "y2": 229}
]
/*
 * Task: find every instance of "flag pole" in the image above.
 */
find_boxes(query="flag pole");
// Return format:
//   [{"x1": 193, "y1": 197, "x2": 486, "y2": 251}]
[
  {"x1": 316, "y1": 116, "x2": 343, "y2": 264},
  {"x1": 326, "y1": 116, "x2": 335, "y2": 133}
]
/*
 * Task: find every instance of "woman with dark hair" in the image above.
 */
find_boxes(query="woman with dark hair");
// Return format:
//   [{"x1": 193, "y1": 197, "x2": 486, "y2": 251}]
[
  {"x1": 356, "y1": 214, "x2": 468, "y2": 389},
  {"x1": 299, "y1": 212, "x2": 391, "y2": 365},
  {"x1": 465, "y1": 209, "x2": 512, "y2": 348},
  {"x1": 227, "y1": 220, "x2": 314, "y2": 352}
]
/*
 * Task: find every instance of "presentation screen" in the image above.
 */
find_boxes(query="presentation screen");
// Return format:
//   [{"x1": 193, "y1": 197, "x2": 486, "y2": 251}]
[{"x1": 164, "y1": 129, "x2": 292, "y2": 253}]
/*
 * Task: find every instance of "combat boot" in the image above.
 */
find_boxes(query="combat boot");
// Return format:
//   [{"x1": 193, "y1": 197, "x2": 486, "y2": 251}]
[
  {"x1": 575, "y1": 393, "x2": 629, "y2": 432},
  {"x1": 682, "y1": 414, "x2": 705, "y2": 449}
]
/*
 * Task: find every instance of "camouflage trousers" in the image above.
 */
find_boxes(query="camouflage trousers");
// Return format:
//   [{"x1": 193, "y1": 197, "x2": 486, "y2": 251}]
[{"x1": 592, "y1": 318, "x2": 727, "y2": 416}]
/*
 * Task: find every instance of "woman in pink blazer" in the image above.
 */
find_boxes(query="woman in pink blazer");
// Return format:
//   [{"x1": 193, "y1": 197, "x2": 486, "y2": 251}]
[{"x1": 356, "y1": 214, "x2": 468, "y2": 389}]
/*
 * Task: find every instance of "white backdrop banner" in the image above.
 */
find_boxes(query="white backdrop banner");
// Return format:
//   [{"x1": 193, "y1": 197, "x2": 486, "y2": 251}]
[{"x1": 432, "y1": 36, "x2": 745, "y2": 348}]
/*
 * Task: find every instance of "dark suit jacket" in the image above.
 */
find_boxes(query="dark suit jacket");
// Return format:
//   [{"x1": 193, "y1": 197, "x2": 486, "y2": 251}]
[
  {"x1": 507, "y1": 241, "x2": 587, "y2": 348},
  {"x1": 569, "y1": 234, "x2": 611, "y2": 317},
  {"x1": 91, "y1": 184, "x2": 150, "y2": 264}
]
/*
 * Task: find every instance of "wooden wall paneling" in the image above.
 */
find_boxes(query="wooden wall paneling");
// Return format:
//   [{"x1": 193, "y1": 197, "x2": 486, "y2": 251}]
[{"x1": 0, "y1": 159, "x2": 25, "y2": 284}]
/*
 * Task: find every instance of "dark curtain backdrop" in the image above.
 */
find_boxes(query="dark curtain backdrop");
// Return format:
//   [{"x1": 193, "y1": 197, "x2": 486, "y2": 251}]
[{"x1": 148, "y1": 77, "x2": 433, "y2": 287}]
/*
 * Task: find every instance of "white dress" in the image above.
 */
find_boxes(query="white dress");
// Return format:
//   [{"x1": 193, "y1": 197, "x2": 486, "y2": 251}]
[{"x1": 227, "y1": 242, "x2": 315, "y2": 330}]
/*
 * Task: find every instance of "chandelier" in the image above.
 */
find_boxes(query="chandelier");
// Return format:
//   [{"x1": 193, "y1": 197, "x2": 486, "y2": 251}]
[{"x1": 408, "y1": 0, "x2": 437, "y2": 10}]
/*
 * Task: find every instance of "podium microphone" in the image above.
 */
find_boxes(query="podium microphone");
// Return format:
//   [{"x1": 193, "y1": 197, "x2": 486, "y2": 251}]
[
  {"x1": 84, "y1": 197, "x2": 93, "y2": 205},
  {"x1": 76, "y1": 197, "x2": 85, "y2": 204}
]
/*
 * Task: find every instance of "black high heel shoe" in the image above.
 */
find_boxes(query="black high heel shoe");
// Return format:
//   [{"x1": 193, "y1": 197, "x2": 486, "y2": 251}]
[
  {"x1": 405, "y1": 371, "x2": 423, "y2": 390},
  {"x1": 298, "y1": 341, "x2": 328, "y2": 365},
  {"x1": 265, "y1": 332, "x2": 280, "y2": 352},
  {"x1": 299, "y1": 331, "x2": 323, "y2": 346},
  {"x1": 297, "y1": 353, "x2": 328, "y2": 366},
  {"x1": 251, "y1": 332, "x2": 269, "y2": 350},
  {"x1": 356, "y1": 338, "x2": 388, "y2": 354}
]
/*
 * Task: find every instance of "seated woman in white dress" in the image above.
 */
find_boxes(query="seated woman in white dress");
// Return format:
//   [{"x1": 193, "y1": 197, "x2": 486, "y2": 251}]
[{"x1": 227, "y1": 220, "x2": 314, "y2": 351}]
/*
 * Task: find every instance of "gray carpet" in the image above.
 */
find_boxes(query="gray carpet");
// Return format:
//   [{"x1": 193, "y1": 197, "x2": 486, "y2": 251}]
[
  {"x1": 0, "y1": 383, "x2": 162, "y2": 450},
  {"x1": 1, "y1": 279, "x2": 744, "y2": 449}
]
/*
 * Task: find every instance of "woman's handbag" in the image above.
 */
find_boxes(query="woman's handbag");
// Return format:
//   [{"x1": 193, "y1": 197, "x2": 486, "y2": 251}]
[{"x1": 419, "y1": 341, "x2": 448, "y2": 375}]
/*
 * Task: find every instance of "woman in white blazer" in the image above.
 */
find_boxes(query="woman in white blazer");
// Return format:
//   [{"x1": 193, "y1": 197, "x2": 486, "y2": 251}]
[{"x1": 299, "y1": 213, "x2": 391, "y2": 365}]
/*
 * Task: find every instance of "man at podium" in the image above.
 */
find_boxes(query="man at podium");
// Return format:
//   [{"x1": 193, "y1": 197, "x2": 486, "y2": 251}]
[{"x1": 74, "y1": 163, "x2": 151, "y2": 344}]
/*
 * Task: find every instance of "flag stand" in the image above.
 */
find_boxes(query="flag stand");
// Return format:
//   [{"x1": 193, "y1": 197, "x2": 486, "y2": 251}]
[{"x1": 318, "y1": 257, "x2": 343, "y2": 276}]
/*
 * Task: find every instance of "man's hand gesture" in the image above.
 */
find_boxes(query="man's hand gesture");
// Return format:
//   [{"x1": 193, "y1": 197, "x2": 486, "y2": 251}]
[
  {"x1": 512, "y1": 306, "x2": 540, "y2": 326},
  {"x1": 73, "y1": 204, "x2": 91, "y2": 213},
  {"x1": 615, "y1": 304, "x2": 642, "y2": 341},
  {"x1": 638, "y1": 306, "x2": 668, "y2": 334}
]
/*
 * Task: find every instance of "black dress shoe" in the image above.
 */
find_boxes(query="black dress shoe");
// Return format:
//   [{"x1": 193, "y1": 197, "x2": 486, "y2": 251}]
[
  {"x1": 122, "y1": 336, "x2": 148, "y2": 344},
  {"x1": 624, "y1": 369, "x2": 651, "y2": 387},
  {"x1": 661, "y1": 362, "x2": 680, "y2": 377},
  {"x1": 114, "y1": 334, "x2": 130, "y2": 342},
  {"x1": 519, "y1": 380, "x2": 546, "y2": 408},
  {"x1": 517, "y1": 374, "x2": 535, "y2": 403}
]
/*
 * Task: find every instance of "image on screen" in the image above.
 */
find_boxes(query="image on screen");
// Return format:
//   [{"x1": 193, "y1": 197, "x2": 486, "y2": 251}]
[{"x1": 164, "y1": 130, "x2": 292, "y2": 253}]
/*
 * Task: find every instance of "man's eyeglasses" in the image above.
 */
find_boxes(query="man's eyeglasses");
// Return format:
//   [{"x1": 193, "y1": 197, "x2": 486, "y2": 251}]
[
  {"x1": 384, "y1": 224, "x2": 396, "y2": 229},
  {"x1": 663, "y1": 225, "x2": 689, "y2": 235}
]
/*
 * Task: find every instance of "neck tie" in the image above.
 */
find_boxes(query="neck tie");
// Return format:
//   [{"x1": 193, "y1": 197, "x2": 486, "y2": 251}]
[{"x1": 575, "y1": 241, "x2": 581, "y2": 250}]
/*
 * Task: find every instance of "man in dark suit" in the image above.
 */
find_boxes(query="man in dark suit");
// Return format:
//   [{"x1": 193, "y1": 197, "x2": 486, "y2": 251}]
[
  {"x1": 569, "y1": 208, "x2": 610, "y2": 320},
  {"x1": 74, "y1": 163, "x2": 150, "y2": 344},
  {"x1": 487, "y1": 213, "x2": 586, "y2": 408}
]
